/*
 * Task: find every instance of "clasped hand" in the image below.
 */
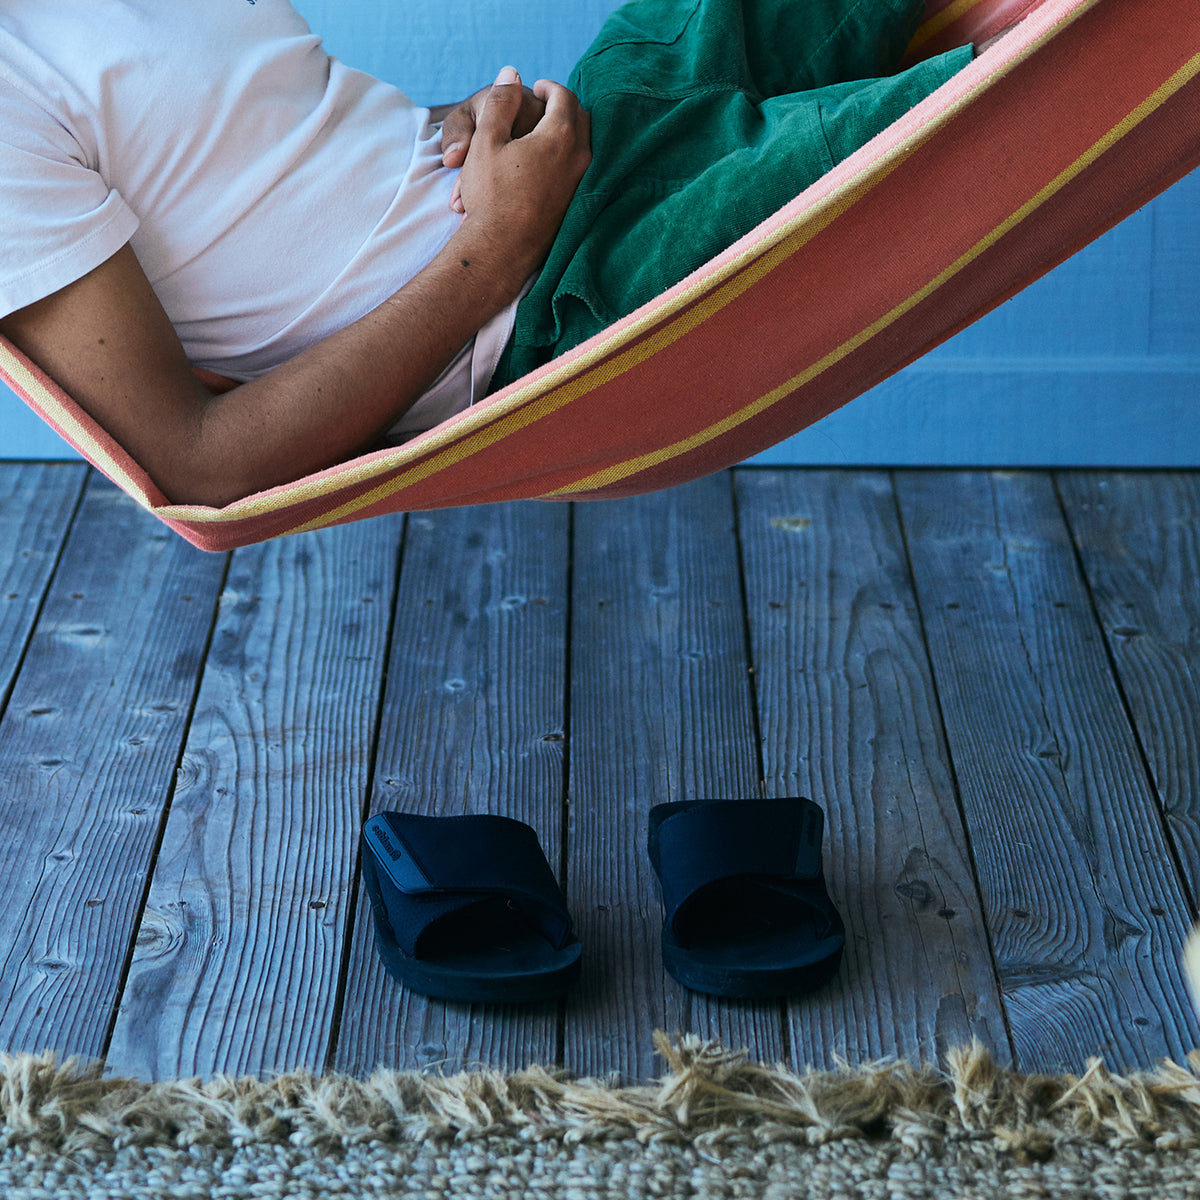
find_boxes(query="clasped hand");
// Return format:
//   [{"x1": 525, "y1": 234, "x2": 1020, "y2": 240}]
[{"x1": 438, "y1": 67, "x2": 591, "y2": 290}]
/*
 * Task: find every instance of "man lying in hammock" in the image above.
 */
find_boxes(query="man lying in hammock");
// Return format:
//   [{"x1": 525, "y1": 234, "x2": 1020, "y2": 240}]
[{"x1": 0, "y1": 0, "x2": 983, "y2": 507}]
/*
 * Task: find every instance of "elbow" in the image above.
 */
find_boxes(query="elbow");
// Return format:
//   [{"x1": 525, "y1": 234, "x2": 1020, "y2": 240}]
[
  {"x1": 149, "y1": 431, "x2": 262, "y2": 510},
  {"x1": 161, "y1": 475, "x2": 255, "y2": 510},
  {"x1": 154, "y1": 447, "x2": 268, "y2": 508},
  {"x1": 149, "y1": 395, "x2": 285, "y2": 508}
]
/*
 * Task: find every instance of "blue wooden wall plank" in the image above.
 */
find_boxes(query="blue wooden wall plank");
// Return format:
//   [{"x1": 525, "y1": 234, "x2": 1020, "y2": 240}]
[
  {"x1": 1150, "y1": 181, "x2": 1200, "y2": 357},
  {"x1": 937, "y1": 207, "x2": 1156, "y2": 359},
  {"x1": 750, "y1": 362, "x2": 1198, "y2": 468},
  {"x1": 1, "y1": 1, "x2": 1195, "y2": 465},
  {"x1": 751, "y1": 166, "x2": 1199, "y2": 467}
]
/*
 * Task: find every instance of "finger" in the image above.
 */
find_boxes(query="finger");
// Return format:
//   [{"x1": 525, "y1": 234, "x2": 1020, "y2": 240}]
[
  {"x1": 477, "y1": 66, "x2": 525, "y2": 141},
  {"x1": 439, "y1": 95, "x2": 482, "y2": 168},
  {"x1": 530, "y1": 78, "x2": 577, "y2": 113},
  {"x1": 442, "y1": 137, "x2": 470, "y2": 169},
  {"x1": 528, "y1": 80, "x2": 591, "y2": 164},
  {"x1": 512, "y1": 88, "x2": 548, "y2": 139},
  {"x1": 530, "y1": 80, "x2": 587, "y2": 137},
  {"x1": 449, "y1": 177, "x2": 464, "y2": 214},
  {"x1": 441, "y1": 127, "x2": 471, "y2": 169},
  {"x1": 443, "y1": 85, "x2": 494, "y2": 166}
]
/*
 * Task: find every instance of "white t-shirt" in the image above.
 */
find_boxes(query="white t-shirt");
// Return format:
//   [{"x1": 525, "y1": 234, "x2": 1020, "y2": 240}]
[{"x1": 0, "y1": 0, "x2": 515, "y2": 434}]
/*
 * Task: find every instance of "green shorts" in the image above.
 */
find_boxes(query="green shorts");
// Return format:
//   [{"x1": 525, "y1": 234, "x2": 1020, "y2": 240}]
[{"x1": 491, "y1": 0, "x2": 972, "y2": 388}]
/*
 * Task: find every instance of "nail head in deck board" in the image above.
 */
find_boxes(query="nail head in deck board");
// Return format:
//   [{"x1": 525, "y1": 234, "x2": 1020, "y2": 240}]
[
  {"x1": 0, "y1": 477, "x2": 226, "y2": 1062},
  {"x1": 1056, "y1": 471, "x2": 1200, "y2": 905},
  {"x1": 0, "y1": 464, "x2": 87, "y2": 709},
  {"x1": 567, "y1": 476, "x2": 782, "y2": 1082},
  {"x1": 735, "y1": 470, "x2": 1010, "y2": 1071},
  {"x1": 896, "y1": 470, "x2": 1200, "y2": 1072},
  {"x1": 334, "y1": 502, "x2": 569, "y2": 1076},
  {"x1": 106, "y1": 517, "x2": 401, "y2": 1081}
]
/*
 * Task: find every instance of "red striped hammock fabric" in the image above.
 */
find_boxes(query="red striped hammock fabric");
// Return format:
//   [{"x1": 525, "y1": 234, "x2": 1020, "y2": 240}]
[{"x1": 2, "y1": 0, "x2": 1198, "y2": 552}]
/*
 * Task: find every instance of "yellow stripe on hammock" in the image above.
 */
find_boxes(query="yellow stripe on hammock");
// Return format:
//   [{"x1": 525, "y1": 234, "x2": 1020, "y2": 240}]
[
  {"x1": 548, "y1": 49, "x2": 1200, "y2": 497},
  {"x1": 909, "y1": 0, "x2": 991, "y2": 55},
  {"x1": 0, "y1": 347, "x2": 158, "y2": 511},
  {"x1": 273, "y1": 28, "x2": 1064, "y2": 537}
]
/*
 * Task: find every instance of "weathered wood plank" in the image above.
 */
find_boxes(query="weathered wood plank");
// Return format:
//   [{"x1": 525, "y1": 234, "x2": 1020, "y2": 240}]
[
  {"x1": 566, "y1": 476, "x2": 782, "y2": 1082},
  {"x1": 896, "y1": 470, "x2": 1200, "y2": 1072},
  {"x1": 735, "y1": 469, "x2": 1011, "y2": 1070},
  {"x1": 5, "y1": 466, "x2": 1195, "y2": 1082},
  {"x1": 107, "y1": 517, "x2": 400, "y2": 1080},
  {"x1": 333, "y1": 502, "x2": 570, "y2": 1075},
  {"x1": 0, "y1": 478, "x2": 226, "y2": 1062},
  {"x1": 0, "y1": 463, "x2": 87, "y2": 709},
  {"x1": 1056, "y1": 471, "x2": 1200, "y2": 908}
]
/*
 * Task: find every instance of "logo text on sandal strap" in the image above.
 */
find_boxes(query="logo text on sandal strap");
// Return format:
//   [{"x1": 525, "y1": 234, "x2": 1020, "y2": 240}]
[{"x1": 373, "y1": 826, "x2": 404, "y2": 861}]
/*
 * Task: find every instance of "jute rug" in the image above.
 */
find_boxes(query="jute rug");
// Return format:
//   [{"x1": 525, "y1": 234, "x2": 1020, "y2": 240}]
[{"x1": 2, "y1": 1033, "x2": 1199, "y2": 1199}]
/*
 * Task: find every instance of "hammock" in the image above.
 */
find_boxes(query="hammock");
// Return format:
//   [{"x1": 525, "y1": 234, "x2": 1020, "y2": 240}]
[{"x1": 2, "y1": 0, "x2": 1197, "y2": 552}]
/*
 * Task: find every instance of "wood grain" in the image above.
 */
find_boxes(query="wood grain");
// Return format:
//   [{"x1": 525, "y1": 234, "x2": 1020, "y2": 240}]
[
  {"x1": 736, "y1": 469, "x2": 1010, "y2": 1070},
  {"x1": 107, "y1": 517, "x2": 399, "y2": 1080},
  {"x1": 1057, "y1": 471, "x2": 1200, "y2": 906},
  {"x1": 566, "y1": 476, "x2": 782, "y2": 1082},
  {"x1": 333, "y1": 502, "x2": 570, "y2": 1075},
  {"x1": 896, "y1": 470, "x2": 1200, "y2": 1072},
  {"x1": 1, "y1": 465, "x2": 1196, "y2": 1079},
  {"x1": 0, "y1": 477, "x2": 225, "y2": 1063},
  {"x1": 0, "y1": 464, "x2": 86, "y2": 709}
]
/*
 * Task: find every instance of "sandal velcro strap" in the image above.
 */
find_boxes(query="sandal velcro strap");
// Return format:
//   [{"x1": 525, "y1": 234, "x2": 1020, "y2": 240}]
[
  {"x1": 652, "y1": 797, "x2": 825, "y2": 934},
  {"x1": 363, "y1": 812, "x2": 573, "y2": 957}
]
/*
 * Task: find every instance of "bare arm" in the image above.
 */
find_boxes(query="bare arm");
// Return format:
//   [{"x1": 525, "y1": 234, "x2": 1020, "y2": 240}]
[{"x1": 0, "y1": 70, "x2": 589, "y2": 508}]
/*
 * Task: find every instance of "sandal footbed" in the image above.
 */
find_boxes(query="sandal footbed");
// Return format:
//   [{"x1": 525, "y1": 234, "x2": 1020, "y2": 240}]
[{"x1": 648, "y1": 799, "x2": 845, "y2": 998}]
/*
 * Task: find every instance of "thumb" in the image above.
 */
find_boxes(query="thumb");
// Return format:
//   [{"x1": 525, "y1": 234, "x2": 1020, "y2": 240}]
[{"x1": 479, "y1": 66, "x2": 524, "y2": 138}]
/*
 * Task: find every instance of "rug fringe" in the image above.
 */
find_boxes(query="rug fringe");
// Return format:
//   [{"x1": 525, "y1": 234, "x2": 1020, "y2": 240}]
[{"x1": 2, "y1": 1034, "x2": 1199, "y2": 1159}]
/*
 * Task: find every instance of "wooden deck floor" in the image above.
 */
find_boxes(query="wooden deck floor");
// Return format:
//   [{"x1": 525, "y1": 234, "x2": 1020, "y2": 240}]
[{"x1": 0, "y1": 463, "x2": 1196, "y2": 1084}]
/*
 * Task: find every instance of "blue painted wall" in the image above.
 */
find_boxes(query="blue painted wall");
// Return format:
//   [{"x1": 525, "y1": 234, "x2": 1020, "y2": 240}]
[{"x1": 2, "y1": 0, "x2": 1196, "y2": 465}]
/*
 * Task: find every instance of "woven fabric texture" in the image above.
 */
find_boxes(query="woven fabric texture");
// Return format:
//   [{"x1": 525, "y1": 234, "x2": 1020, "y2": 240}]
[{"x1": 1, "y1": 0, "x2": 1197, "y2": 551}]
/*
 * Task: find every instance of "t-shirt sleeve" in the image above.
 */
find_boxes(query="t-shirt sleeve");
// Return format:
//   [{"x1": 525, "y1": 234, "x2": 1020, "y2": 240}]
[{"x1": 0, "y1": 75, "x2": 139, "y2": 319}]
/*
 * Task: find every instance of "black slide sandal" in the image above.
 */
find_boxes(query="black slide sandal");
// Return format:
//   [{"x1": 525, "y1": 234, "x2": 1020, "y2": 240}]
[
  {"x1": 361, "y1": 811, "x2": 582, "y2": 1003},
  {"x1": 647, "y1": 797, "x2": 845, "y2": 998}
]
